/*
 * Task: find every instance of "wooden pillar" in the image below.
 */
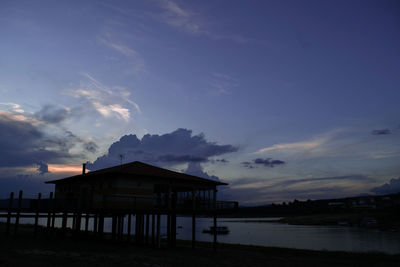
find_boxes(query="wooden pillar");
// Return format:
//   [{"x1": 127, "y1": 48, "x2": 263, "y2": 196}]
[
  {"x1": 213, "y1": 188, "x2": 217, "y2": 250},
  {"x1": 93, "y1": 214, "x2": 98, "y2": 234},
  {"x1": 98, "y1": 214, "x2": 104, "y2": 238},
  {"x1": 146, "y1": 213, "x2": 150, "y2": 244},
  {"x1": 15, "y1": 190, "x2": 23, "y2": 235},
  {"x1": 134, "y1": 214, "x2": 139, "y2": 243},
  {"x1": 192, "y1": 188, "x2": 196, "y2": 249},
  {"x1": 51, "y1": 195, "x2": 56, "y2": 231},
  {"x1": 34, "y1": 193, "x2": 42, "y2": 238},
  {"x1": 171, "y1": 191, "x2": 177, "y2": 247},
  {"x1": 127, "y1": 214, "x2": 132, "y2": 242},
  {"x1": 116, "y1": 215, "x2": 121, "y2": 240},
  {"x1": 111, "y1": 215, "x2": 117, "y2": 240},
  {"x1": 120, "y1": 215, "x2": 125, "y2": 240},
  {"x1": 5, "y1": 192, "x2": 14, "y2": 237},
  {"x1": 84, "y1": 213, "x2": 89, "y2": 234},
  {"x1": 156, "y1": 213, "x2": 161, "y2": 248},
  {"x1": 167, "y1": 184, "x2": 171, "y2": 246},
  {"x1": 151, "y1": 213, "x2": 155, "y2": 246},
  {"x1": 46, "y1": 192, "x2": 53, "y2": 233},
  {"x1": 61, "y1": 211, "x2": 67, "y2": 235}
]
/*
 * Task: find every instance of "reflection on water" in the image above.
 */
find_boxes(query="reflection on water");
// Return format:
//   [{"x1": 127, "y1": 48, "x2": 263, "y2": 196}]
[{"x1": 5, "y1": 216, "x2": 400, "y2": 254}]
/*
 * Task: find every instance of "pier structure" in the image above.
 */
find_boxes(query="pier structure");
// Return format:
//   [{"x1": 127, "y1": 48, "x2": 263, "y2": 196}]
[{"x1": 1, "y1": 161, "x2": 238, "y2": 248}]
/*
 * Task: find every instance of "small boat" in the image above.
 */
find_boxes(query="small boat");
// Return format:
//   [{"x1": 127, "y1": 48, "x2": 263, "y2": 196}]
[{"x1": 202, "y1": 226, "x2": 230, "y2": 234}]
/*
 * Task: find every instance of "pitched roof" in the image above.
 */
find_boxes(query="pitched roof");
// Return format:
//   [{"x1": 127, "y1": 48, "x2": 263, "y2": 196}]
[{"x1": 45, "y1": 161, "x2": 227, "y2": 186}]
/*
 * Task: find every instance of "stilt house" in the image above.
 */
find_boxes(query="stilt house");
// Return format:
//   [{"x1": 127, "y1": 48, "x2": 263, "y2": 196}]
[{"x1": 45, "y1": 161, "x2": 237, "y2": 247}]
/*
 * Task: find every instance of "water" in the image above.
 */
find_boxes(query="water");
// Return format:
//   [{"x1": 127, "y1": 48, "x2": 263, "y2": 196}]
[{"x1": 3, "y1": 216, "x2": 400, "y2": 254}]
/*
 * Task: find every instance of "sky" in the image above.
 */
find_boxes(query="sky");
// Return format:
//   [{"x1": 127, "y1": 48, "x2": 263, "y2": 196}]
[{"x1": 0, "y1": 0, "x2": 399, "y2": 204}]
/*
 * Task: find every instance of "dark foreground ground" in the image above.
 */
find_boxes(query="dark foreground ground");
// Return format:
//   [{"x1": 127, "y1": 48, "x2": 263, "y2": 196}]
[{"x1": 1, "y1": 224, "x2": 399, "y2": 267}]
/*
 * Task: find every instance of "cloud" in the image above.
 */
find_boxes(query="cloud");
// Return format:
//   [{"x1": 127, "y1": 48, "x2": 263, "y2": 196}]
[
  {"x1": 87, "y1": 128, "x2": 238, "y2": 170},
  {"x1": 241, "y1": 158, "x2": 285, "y2": 169},
  {"x1": 151, "y1": 0, "x2": 260, "y2": 44},
  {"x1": 371, "y1": 129, "x2": 392, "y2": 135},
  {"x1": 34, "y1": 105, "x2": 69, "y2": 124},
  {"x1": 36, "y1": 161, "x2": 49, "y2": 175},
  {"x1": 254, "y1": 138, "x2": 326, "y2": 154},
  {"x1": 254, "y1": 158, "x2": 285, "y2": 167},
  {"x1": 158, "y1": 154, "x2": 207, "y2": 163},
  {"x1": 210, "y1": 72, "x2": 238, "y2": 95},
  {"x1": 153, "y1": 0, "x2": 203, "y2": 34},
  {"x1": 98, "y1": 34, "x2": 146, "y2": 72},
  {"x1": 270, "y1": 175, "x2": 375, "y2": 189},
  {"x1": 228, "y1": 175, "x2": 376, "y2": 204},
  {"x1": 0, "y1": 110, "x2": 95, "y2": 174},
  {"x1": 184, "y1": 162, "x2": 220, "y2": 181},
  {"x1": 84, "y1": 141, "x2": 98, "y2": 153},
  {"x1": 0, "y1": 102, "x2": 24, "y2": 113},
  {"x1": 68, "y1": 73, "x2": 141, "y2": 121},
  {"x1": 370, "y1": 177, "x2": 400, "y2": 195}
]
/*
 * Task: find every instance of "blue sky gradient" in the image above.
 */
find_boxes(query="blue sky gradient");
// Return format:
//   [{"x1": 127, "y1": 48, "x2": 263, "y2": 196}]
[{"x1": 0, "y1": 0, "x2": 399, "y2": 204}]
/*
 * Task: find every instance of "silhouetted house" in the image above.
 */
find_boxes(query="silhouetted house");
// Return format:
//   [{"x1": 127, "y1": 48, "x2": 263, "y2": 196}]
[
  {"x1": 45, "y1": 161, "x2": 233, "y2": 211},
  {"x1": 45, "y1": 161, "x2": 237, "y2": 248}
]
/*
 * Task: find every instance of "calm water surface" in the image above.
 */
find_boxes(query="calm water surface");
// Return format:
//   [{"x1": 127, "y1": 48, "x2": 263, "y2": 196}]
[{"x1": 6, "y1": 216, "x2": 400, "y2": 254}]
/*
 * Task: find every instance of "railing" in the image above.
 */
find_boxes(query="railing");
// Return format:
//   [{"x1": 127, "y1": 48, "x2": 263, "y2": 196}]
[{"x1": 0, "y1": 195, "x2": 238, "y2": 213}]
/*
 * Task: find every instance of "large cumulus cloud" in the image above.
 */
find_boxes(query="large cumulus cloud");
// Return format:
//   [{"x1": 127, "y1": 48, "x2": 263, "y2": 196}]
[{"x1": 87, "y1": 128, "x2": 238, "y2": 170}]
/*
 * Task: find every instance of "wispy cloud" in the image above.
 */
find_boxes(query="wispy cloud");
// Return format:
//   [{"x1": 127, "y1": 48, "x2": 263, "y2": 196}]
[
  {"x1": 210, "y1": 72, "x2": 238, "y2": 95},
  {"x1": 69, "y1": 73, "x2": 141, "y2": 121},
  {"x1": 151, "y1": 0, "x2": 263, "y2": 45},
  {"x1": 0, "y1": 102, "x2": 24, "y2": 113},
  {"x1": 371, "y1": 129, "x2": 392, "y2": 135},
  {"x1": 254, "y1": 137, "x2": 327, "y2": 154},
  {"x1": 98, "y1": 32, "x2": 146, "y2": 73}
]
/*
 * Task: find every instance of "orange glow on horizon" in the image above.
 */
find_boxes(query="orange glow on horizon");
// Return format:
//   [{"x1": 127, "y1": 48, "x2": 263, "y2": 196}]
[{"x1": 48, "y1": 164, "x2": 82, "y2": 174}]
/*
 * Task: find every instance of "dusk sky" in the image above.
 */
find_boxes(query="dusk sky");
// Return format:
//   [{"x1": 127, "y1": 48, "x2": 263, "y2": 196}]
[{"x1": 1, "y1": 0, "x2": 399, "y2": 204}]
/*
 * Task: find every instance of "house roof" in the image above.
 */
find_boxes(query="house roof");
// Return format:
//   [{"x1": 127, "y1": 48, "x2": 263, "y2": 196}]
[{"x1": 45, "y1": 161, "x2": 228, "y2": 186}]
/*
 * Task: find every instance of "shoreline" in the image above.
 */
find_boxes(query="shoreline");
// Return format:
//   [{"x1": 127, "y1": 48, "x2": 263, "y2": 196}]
[{"x1": 1, "y1": 223, "x2": 400, "y2": 266}]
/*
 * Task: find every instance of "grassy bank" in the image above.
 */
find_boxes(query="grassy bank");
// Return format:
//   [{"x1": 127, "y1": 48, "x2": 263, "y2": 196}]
[{"x1": 1, "y1": 223, "x2": 400, "y2": 266}]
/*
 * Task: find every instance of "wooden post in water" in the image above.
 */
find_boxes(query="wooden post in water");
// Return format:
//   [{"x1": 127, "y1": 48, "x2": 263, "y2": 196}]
[
  {"x1": 156, "y1": 212, "x2": 161, "y2": 248},
  {"x1": 111, "y1": 215, "x2": 117, "y2": 240},
  {"x1": 61, "y1": 211, "x2": 67, "y2": 236},
  {"x1": 151, "y1": 213, "x2": 155, "y2": 246},
  {"x1": 5, "y1": 192, "x2": 14, "y2": 237},
  {"x1": 93, "y1": 213, "x2": 98, "y2": 234},
  {"x1": 171, "y1": 190, "x2": 177, "y2": 247},
  {"x1": 46, "y1": 192, "x2": 53, "y2": 232},
  {"x1": 34, "y1": 193, "x2": 42, "y2": 238},
  {"x1": 167, "y1": 184, "x2": 171, "y2": 246},
  {"x1": 98, "y1": 213, "x2": 104, "y2": 239},
  {"x1": 14, "y1": 190, "x2": 23, "y2": 235},
  {"x1": 120, "y1": 215, "x2": 125, "y2": 240},
  {"x1": 85, "y1": 212, "x2": 89, "y2": 234},
  {"x1": 145, "y1": 213, "x2": 150, "y2": 244},
  {"x1": 213, "y1": 188, "x2": 217, "y2": 250},
  {"x1": 192, "y1": 188, "x2": 196, "y2": 249},
  {"x1": 127, "y1": 213, "x2": 132, "y2": 242}
]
